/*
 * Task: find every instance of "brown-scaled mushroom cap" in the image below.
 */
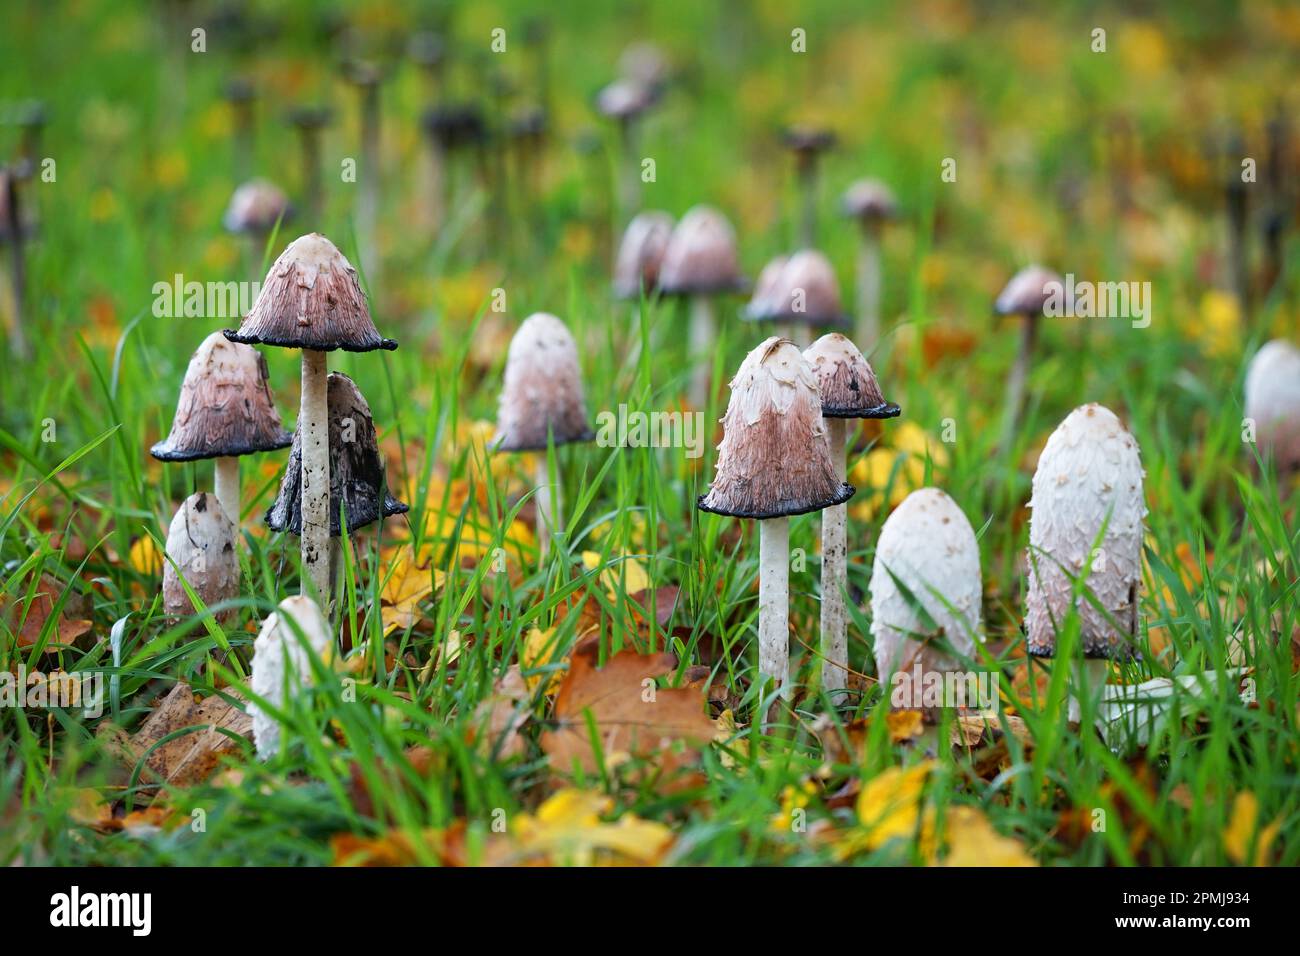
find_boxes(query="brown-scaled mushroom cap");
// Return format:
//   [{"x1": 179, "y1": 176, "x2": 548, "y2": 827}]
[
  {"x1": 995, "y1": 265, "x2": 1063, "y2": 317},
  {"x1": 151, "y1": 331, "x2": 292, "y2": 462},
  {"x1": 656, "y1": 206, "x2": 746, "y2": 296},
  {"x1": 803, "y1": 333, "x2": 900, "y2": 419},
  {"x1": 224, "y1": 233, "x2": 398, "y2": 353},
  {"x1": 595, "y1": 78, "x2": 657, "y2": 121},
  {"x1": 266, "y1": 372, "x2": 408, "y2": 537},
  {"x1": 494, "y1": 313, "x2": 595, "y2": 452},
  {"x1": 698, "y1": 337, "x2": 854, "y2": 519},
  {"x1": 841, "y1": 178, "x2": 898, "y2": 223},
  {"x1": 613, "y1": 210, "x2": 674, "y2": 299},
  {"x1": 744, "y1": 250, "x2": 848, "y2": 328},
  {"x1": 223, "y1": 179, "x2": 293, "y2": 235}
]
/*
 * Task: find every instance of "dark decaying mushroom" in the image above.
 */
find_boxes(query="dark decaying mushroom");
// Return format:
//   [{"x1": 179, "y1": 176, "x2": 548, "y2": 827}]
[
  {"x1": 803, "y1": 333, "x2": 899, "y2": 692},
  {"x1": 266, "y1": 372, "x2": 407, "y2": 537},
  {"x1": 699, "y1": 337, "x2": 854, "y2": 700},
  {"x1": 150, "y1": 331, "x2": 292, "y2": 525}
]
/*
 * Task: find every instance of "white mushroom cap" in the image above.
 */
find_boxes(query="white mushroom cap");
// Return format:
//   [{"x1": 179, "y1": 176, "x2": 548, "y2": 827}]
[
  {"x1": 162, "y1": 492, "x2": 240, "y2": 620},
  {"x1": 494, "y1": 313, "x2": 594, "y2": 452},
  {"x1": 995, "y1": 265, "x2": 1063, "y2": 316},
  {"x1": 746, "y1": 250, "x2": 847, "y2": 327},
  {"x1": 657, "y1": 206, "x2": 745, "y2": 296},
  {"x1": 841, "y1": 178, "x2": 898, "y2": 222},
  {"x1": 698, "y1": 337, "x2": 853, "y2": 519},
  {"x1": 1244, "y1": 340, "x2": 1300, "y2": 476},
  {"x1": 595, "y1": 78, "x2": 656, "y2": 120},
  {"x1": 1025, "y1": 403, "x2": 1146, "y2": 659},
  {"x1": 612, "y1": 210, "x2": 674, "y2": 299},
  {"x1": 745, "y1": 255, "x2": 789, "y2": 318},
  {"x1": 619, "y1": 41, "x2": 670, "y2": 88},
  {"x1": 222, "y1": 179, "x2": 292, "y2": 235},
  {"x1": 870, "y1": 488, "x2": 982, "y2": 712},
  {"x1": 249, "y1": 595, "x2": 332, "y2": 760}
]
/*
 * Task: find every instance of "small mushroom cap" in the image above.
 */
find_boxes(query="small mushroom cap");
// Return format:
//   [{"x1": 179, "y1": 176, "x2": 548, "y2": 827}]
[
  {"x1": 803, "y1": 333, "x2": 900, "y2": 419},
  {"x1": 841, "y1": 178, "x2": 898, "y2": 222},
  {"x1": 224, "y1": 233, "x2": 398, "y2": 353},
  {"x1": 995, "y1": 265, "x2": 1063, "y2": 317},
  {"x1": 595, "y1": 78, "x2": 657, "y2": 120},
  {"x1": 613, "y1": 210, "x2": 675, "y2": 299},
  {"x1": 223, "y1": 178, "x2": 293, "y2": 236},
  {"x1": 249, "y1": 594, "x2": 332, "y2": 759},
  {"x1": 162, "y1": 492, "x2": 241, "y2": 620},
  {"x1": 657, "y1": 206, "x2": 747, "y2": 296},
  {"x1": 422, "y1": 104, "x2": 489, "y2": 149},
  {"x1": 782, "y1": 125, "x2": 836, "y2": 156},
  {"x1": 1244, "y1": 339, "x2": 1300, "y2": 475},
  {"x1": 745, "y1": 250, "x2": 848, "y2": 328},
  {"x1": 494, "y1": 313, "x2": 595, "y2": 452},
  {"x1": 1025, "y1": 403, "x2": 1146, "y2": 660},
  {"x1": 869, "y1": 487, "x2": 982, "y2": 712},
  {"x1": 286, "y1": 105, "x2": 333, "y2": 130},
  {"x1": 266, "y1": 372, "x2": 408, "y2": 537},
  {"x1": 151, "y1": 332, "x2": 292, "y2": 462},
  {"x1": 618, "y1": 41, "x2": 670, "y2": 89},
  {"x1": 698, "y1": 337, "x2": 854, "y2": 519}
]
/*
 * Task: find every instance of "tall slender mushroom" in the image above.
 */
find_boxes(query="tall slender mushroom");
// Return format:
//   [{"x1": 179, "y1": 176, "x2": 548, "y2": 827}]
[
  {"x1": 1025, "y1": 403, "x2": 1145, "y2": 723},
  {"x1": 223, "y1": 78, "x2": 257, "y2": 182},
  {"x1": 493, "y1": 313, "x2": 594, "y2": 558},
  {"x1": 162, "y1": 491, "x2": 241, "y2": 621},
  {"x1": 804, "y1": 333, "x2": 899, "y2": 692},
  {"x1": 223, "y1": 179, "x2": 293, "y2": 277},
  {"x1": 595, "y1": 78, "x2": 658, "y2": 224},
  {"x1": 745, "y1": 249, "x2": 848, "y2": 346},
  {"x1": 994, "y1": 264, "x2": 1063, "y2": 454},
  {"x1": 224, "y1": 232, "x2": 398, "y2": 603},
  {"x1": 342, "y1": 60, "x2": 385, "y2": 278},
  {"x1": 0, "y1": 167, "x2": 34, "y2": 360},
  {"x1": 698, "y1": 337, "x2": 854, "y2": 700},
  {"x1": 782, "y1": 126, "x2": 835, "y2": 248},
  {"x1": 285, "y1": 106, "x2": 332, "y2": 228},
  {"x1": 657, "y1": 206, "x2": 747, "y2": 410},
  {"x1": 150, "y1": 331, "x2": 292, "y2": 526},
  {"x1": 1244, "y1": 340, "x2": 1300, "y2": 481},
  {"x1": 870, "y1": 487, "x2": 982, "y2": 750},
  {"x1": 612, "y1": 210, "x2": 674, "y2": 300},
  {"x1": 249, "y1": 594, "x2": 332, "y2": 760},
  {"x1": 841, "y1": 178, "x2": 898, "y2": 350},
  {"x1": 266, "y1": 372, "x2": 408, "y2": 593}
]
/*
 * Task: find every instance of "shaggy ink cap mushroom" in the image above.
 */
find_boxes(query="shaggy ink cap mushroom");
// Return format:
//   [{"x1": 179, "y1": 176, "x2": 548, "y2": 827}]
[
  {"x1": 151, "y1": 332, "x2": 292, "y2": 462},
  {"x1": 494, "y1": 313, "x2": 595, "y2": 452},
  {"x1": 224, "y1": 233, "x2": 398, "y2": 353},
  {"x1": 223, "y1": 179, "x2": 293, "y2": 235},
  {"x1": 656, "y1": 205, "x2": 747, "y2": 296},
  {"x1": 995, "y1": 264, "x2": 1063, "y2": 317},
  {"x1": 1244, "y1": 340, "x2": 1300, "y2": 475},
  {"x1": 162, "y1": 492, "x2": 241, "y2": 620},
  {"x1": 803, "y1": 333, "x2": 900, "y2": 419},
  {"x1": 250, "y1": 594, "x2": 332, "y2": 759},
  {"x1": 613, "y1": 211, "x2": 674, "y2": 299},
  {"x1": 869, "y1": 487, "x2": 982, "y2": 718},
  {"x1": 745, "y1": 250, "x2": 849, "y2": 328},
  {"x1": 1025, "y1": 403, "x2": 1146, "y2": 661},
  {"x1": 698, "y1": 337, "x2": 854, "y2": 519},
  {"x1": 841, "y1": 178, "x2": 898, "y2": 224},
  {"x1": 266, "y1": 372, "x2": 408, "y2": 537}
]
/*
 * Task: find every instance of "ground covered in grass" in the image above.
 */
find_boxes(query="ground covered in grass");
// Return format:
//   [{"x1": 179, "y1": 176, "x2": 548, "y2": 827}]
[{"x1": 1, "y1": 1, "x2": 1298, "y2": 866}]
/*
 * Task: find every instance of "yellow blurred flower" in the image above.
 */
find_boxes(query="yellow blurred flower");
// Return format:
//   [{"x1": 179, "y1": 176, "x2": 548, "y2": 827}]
[
  {"x1": 1197, "y1": 290, "x2": 1241, "y2": 359},
  {"x1": 129, "y1": 535, "x2": 162, "y2": 576}
]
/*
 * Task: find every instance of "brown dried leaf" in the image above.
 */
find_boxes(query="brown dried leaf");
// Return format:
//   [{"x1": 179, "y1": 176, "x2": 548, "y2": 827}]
[{"x1": 126, "y1": 683, "x2": 251, "y2": 787}]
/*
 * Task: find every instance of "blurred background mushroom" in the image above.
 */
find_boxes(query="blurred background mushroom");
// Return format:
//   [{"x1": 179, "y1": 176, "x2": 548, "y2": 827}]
[
  {"x1": 840, "y1": 178, "x2": 898, "y2": 350},
  {"x1": 223, "y1": 178, "x2": 292, "y2": 277},
  {"x1": 595, "y1": 76, "x2": 658, "y2": 225},
  {"x1": 151, "y1": 331, "x2": 292, "y2": 528},
  {"x1": 225, "y1": 232, "x2": 398, "y2": 604},
  {"x1": 493, "y1": 312, "x2": 594, "y2": 559},
  {"x1": 699, "y1": 337, "x2": 853, "y2": 716},
  {"x1": 994, "y1": 264, "x2": 1063, "y2": 456},
  {"x1": 803, "y1": 333, "x2": 899, "y2": 694},
  {"x1": 783, "y1": 125, "x2": 835, "y2": 248},
  {"x1": 1243, "y1": 339, "x2": 1300, "y2": 483},
  {"x1": 745, "y1": 249, "x2": 847, "y2": 346},
  {"x1": 612, "y1": 209, "x2": 674, "y2": 301},
  {"x1": 285, "y1": 106, "x2": 332, "y2": 229},
  {"x1": 1025, "y1": 404, "x2": 1145, "y2": 724}
]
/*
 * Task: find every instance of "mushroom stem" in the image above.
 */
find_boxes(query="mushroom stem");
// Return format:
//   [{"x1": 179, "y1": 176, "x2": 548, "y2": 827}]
[
  {"x1": 4, "y1": 174, "x2": 29, "y2": 360},
  {"x1": 300, "y1": 349, "x2": 331, "y2": 602},
  {"x1": 618, "y1": 118, "x2": 640, "y2": 224},
  {"x1": 298, "y1": 127, "x2": 323, "y2": 227},
  {"x1": 819, "y1": 417, "x2": 849, "y2": 692},
  {"x1": 213, "y1": 456, "x2": 240, "y2": 527},
  {"x1": 854, "y1": 227, "x2": 882, "y2": 350},
  {"x1": 999, "y1": 313, "x2": 1037, "y2": 454},
  {"x1": 357, "y1": 85, "x2": 381, "y2": 280},
  {"x1": 798, "y1": 166, "x2": 818, "y2": 249},
  {"x1": 1068, "y1": 657, "x2": 1110, "y2": 725},
  {"x1": 534, "y1": 453, "x2": 560, "y2": 559},
  {"x1": 687, "y1": 295, "x2": 716, "y2": 409},
  {"x1": 759, "y1": 516, "x2": 791, "y2": 697}
]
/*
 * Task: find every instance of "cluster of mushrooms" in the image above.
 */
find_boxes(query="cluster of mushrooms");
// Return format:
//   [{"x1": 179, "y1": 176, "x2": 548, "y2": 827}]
[{"x1": 151, "y1": 232, "x2": 404, "y2": 757}]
